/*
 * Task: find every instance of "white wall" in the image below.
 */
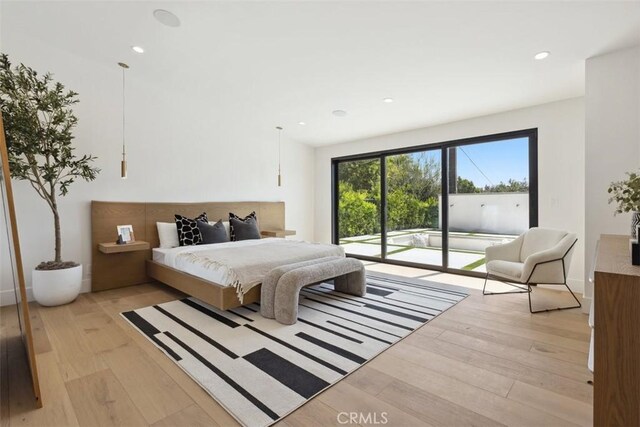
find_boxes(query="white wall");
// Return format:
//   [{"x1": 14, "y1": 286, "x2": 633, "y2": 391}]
[
  {"x1": 445, "y1": 193, "x2": 529, "y2": 235},
  {"x1": 315, "y1": 98, "x2": 586, "y2": 292},
  {"x1": 584, "y1": 46, "x2": 640, "y2": 306},
  {"x1": 0, "y1": 35, "x2": 315, "y2": 305}
]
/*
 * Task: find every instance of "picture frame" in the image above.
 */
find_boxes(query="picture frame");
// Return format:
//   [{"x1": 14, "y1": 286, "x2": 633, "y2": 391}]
[{"x1": 116, "y1": 224, "x2": 135, "y2": 243}]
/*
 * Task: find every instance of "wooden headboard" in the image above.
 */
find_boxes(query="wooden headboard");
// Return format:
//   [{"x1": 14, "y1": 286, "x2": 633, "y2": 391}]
[{"x1": 91, "y1": 201, "x2": 285, "y2": 292}]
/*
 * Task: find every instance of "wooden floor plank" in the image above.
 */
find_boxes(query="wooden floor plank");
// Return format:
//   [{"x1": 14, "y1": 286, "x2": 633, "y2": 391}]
[
  {"x1": 343, "y1": 365, "x2": 396, "y2": 397},
  {"x1": 377, "y1": 380, "x2": 505, "y2": 427},
  {"x1": 151, "y1": 404, "x2": 216, "y2": 427},
  {"x1": 385, "y1": 341, "x2": 515, "y2": 397},
  {"x1": 424, "y1": 317, "x2": 535, "y2": 351},
  {"x1": 64, "y1": 369, "x2": 148, "y2": 427},
  {"x1": 278, "y1": 399, "x2": 349, "y2": 427},
  {"x1": 37, "y1": 305, "x2": 106, "y2": 379},
  {"x1": 529, "y1": 341, "x2": 591, "y2": 366},
  {"x1": 436, "y1": 331, "x2": 591, "y2": 382},
  {"x1": 404, "y1": 333, "x2": 593, "y2": 404},
  {"x1": 317, "y1": 381, "x2": 434, "y2": 427},
  {"x1": 447, "y1": 303, "x2": 591, "y2": 342},
  {"x1": 436, "y1": 309, "x2": 589, "y2": 353},
  {"x1": 507, "y1": 381, "x2": 593, "y2": 426},
  {"x1": 74, "y1": 311, "x2": 132, "y2": 354},
  {"x1": 368, "y1": 352, "x2": 580, "y2": 427},
  {"x1": 460, "y1": 298, "x2": 590, "y2": 333},
  {"x1": 100, "y1": 342, "x2": 193, "y2": 424}
]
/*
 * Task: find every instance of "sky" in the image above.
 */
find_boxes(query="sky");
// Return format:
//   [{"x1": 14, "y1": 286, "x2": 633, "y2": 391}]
[{"x1": 411, "y1": 137, "x2": 529, "y2": 187}]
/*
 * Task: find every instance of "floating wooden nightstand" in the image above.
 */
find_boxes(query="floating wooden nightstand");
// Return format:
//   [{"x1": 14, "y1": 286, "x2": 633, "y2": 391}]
[
  {"x1": 98, "y1": 241, "x2": 150, "y2": 254},
  {"x1": 260, "y1": 229, "x2": 296, "y2": 238}
]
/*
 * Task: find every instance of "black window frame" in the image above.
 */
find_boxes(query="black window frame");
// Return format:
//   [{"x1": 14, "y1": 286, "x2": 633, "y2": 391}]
[{"x1": 331, "y1": 128, "x2": 539, "y2": 278}]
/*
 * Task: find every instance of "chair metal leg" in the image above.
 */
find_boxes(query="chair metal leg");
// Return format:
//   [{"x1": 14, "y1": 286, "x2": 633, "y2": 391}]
[
  {"x1": 483, "y1": 273, "x2": 529, "y2": 295},
  {"x1": 528, "y1": 281, "x2": 582, "y2": 314}
]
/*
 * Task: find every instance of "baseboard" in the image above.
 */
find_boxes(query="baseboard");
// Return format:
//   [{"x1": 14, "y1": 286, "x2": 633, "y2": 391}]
[
  {"x1": 0, "y1": 278, "x2": 91, "y2": 307},
  {"x1": 0, "y1": 287, "x2": 34, "y2": 307},
  {"x1": 581, "y1": 296, "x2": 592, "y2": 314}
]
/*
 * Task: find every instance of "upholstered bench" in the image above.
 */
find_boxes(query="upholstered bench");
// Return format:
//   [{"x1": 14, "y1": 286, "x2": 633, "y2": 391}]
[
  {"x1": 260, "y1": 256, "x2": 342, "y2": 319},
  {"x1": 273, "y1": 257, "x2": 366, "y2": 325}
]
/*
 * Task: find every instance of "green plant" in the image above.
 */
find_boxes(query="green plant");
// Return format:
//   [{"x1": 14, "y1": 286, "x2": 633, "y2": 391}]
[
  {"x1": 0, "y1": 53, "x2": 100, "y2": 269},
  {"x1": 338, "y1": 183, "x2": 379, "y2": 238},
  {"x1": 608, "y1": 171, "x2": 640, "y2": 214}
]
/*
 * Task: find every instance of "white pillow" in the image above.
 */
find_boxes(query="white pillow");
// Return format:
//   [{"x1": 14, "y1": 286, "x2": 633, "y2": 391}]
[
  {"x1": 157, "y1": 222, "x2": 179, "y2": 248},
  {"x1": 209, "y1": 221, "x2": 231, "y2": 240}
]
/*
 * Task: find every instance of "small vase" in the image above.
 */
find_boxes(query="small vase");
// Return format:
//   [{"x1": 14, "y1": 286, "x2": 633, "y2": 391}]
[{"x1": 632, "y1": 212, "x2": 640, "y2": 240}]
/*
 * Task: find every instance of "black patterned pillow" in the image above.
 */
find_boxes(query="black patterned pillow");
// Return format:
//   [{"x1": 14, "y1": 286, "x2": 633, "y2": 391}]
[
  {"x1": 174, "y1": 212, "x2": 208, "y2": 246},
  {"x1": 229, "y1": 211, "x2": 258, "y2": 241}
]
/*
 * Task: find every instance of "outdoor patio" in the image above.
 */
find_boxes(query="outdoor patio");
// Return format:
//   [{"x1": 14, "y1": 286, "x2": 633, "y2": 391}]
[{"x1": 339, "y1": 229, "x2": 518, "y2": 272}]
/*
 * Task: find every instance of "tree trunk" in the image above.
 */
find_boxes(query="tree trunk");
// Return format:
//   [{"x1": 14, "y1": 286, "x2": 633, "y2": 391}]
[{"x1": 51, "y1": 195, "x2": 61, "y2": 263}]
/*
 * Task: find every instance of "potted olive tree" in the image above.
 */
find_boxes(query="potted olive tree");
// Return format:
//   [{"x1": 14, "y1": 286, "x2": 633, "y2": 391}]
[
  {"x1": 608, "y1": 170, "x2": 640, "y2": 240},
  {"x1": 0, "y1": 54, "x2": 99, "y2": 306}
]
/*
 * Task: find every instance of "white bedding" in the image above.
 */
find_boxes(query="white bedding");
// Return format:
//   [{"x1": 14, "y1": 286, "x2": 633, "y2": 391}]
[{"x1": 151, "y1": 238, "x2": 345, "y2": 300}]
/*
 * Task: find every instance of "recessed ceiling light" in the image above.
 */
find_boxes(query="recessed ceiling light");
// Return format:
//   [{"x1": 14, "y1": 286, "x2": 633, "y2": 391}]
[
  {"x1": 131, "y1": 46, "x2": 144, "y2": 54},
  {"x1": 298, "y1": 121, "x2": 306, "y2": 126},
  {"x1": 332, "y1": 110, "x2": 347, "y2": 117},
  {"x1": 383, "y1": 98, "x2": 394, "y2": 103},
  {"x1": 153, "y1": 9, "x2": 181, "y2": 27},
  {"x1": 534, "y1": 51, "x2": 550, "y2": 60}
]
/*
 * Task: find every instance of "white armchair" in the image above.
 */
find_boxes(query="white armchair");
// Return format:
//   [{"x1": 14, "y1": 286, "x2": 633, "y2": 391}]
[{"x1": 484, "y1": 227, "x2": 580, "y2": 313}]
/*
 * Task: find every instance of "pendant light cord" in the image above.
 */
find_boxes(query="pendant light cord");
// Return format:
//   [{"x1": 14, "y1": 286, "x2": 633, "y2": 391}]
[
  {"x1": 278, "y1": 127, "x2": 281, "y2": 174},
  {"x1": 122, "y1": 66, "x2": 126, "y2": 160}
]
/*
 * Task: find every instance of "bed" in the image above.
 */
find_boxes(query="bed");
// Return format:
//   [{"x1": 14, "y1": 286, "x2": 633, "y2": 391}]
[
  {"x1": 91, "y1": 200, "x2": 344, "y2": 310},
  {"x1": 148, "y1": 237, "x2": 344, "y2": 309}
]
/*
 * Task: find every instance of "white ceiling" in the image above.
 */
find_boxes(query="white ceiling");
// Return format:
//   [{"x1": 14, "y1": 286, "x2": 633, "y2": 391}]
[{"x1": 2, "y1": 1, "x2": 640, "y2": 146}]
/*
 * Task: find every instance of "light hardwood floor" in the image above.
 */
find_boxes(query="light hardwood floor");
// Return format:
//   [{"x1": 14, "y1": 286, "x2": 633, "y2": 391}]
[{"x1": 1, "y1": 264, "x2": 593, "y2": 426}]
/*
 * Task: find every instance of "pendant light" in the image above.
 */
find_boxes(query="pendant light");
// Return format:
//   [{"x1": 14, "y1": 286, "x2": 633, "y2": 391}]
[
  {"x1": 118, "y1": 62, "x2": 129, "y2": 179},
  {"x1": 276, "y1": 126, "x2": 283, "y2": 187}
]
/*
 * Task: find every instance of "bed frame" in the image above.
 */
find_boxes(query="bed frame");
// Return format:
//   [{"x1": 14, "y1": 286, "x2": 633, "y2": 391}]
[{"x1": 91, "y1": 201, "x2": 285, "y2": 309}]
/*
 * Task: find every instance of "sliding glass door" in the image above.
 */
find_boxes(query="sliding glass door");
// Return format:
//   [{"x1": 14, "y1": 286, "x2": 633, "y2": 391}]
[
  {"x1": 336, "y1": 158, "x2": 382, "y2": 259},
  {"x1": 385, "y1": 150, "x2": 442, "y2": 267},
  {"x1": 446, "y1": 137, "x2": 531, "y2": 273},
  {"x1": 333, "y1": 129, "x2": 537, "y2": 276}
]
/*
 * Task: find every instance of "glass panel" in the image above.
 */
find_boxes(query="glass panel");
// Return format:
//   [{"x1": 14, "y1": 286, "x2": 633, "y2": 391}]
[
  {"x1": 447, "y1": 137, "x2": 530, "y2": 272},
  {"x1": 385, "y1": 150, "x2": 442, "y2": 266},
  {"x1": 337, "y1": 158, "x2": 382, "y2": 258}
]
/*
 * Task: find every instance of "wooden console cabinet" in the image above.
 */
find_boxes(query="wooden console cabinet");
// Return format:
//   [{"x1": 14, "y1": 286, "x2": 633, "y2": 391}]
[{"x1": 593, "y1": 234, "x2": 640, "y2": 426}]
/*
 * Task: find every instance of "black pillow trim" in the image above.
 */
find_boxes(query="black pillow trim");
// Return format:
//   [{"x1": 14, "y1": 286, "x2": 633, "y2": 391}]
[
  {"x1": 228, "y1": 211, "x2": 257, "y2": 241},
  {"x1": 175, "y1": 212, "x2": 208, "y2": 246}
]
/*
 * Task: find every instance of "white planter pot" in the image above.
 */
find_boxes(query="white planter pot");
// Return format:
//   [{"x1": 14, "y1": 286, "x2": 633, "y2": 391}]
[{"x1": 32, "y1": 264, "x2": 82, "y2": 306}]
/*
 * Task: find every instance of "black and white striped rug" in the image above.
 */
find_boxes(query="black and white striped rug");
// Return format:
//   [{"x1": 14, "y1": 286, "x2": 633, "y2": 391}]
[{"x1": 121, "y1": 273, "x2": 467, "y2": 427}]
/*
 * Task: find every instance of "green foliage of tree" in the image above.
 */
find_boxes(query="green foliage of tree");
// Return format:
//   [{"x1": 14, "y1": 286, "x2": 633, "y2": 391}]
[
  {"x1": 387, "y1": 153, "x2": 440, "y2": 201},
  {"x1": 0, "y1": 53, "x2": 100, "y2": 266},
  {"x1": 338, "y1": 159, "x2": 380, "y2": 194},
  {"x1": 482, "y1": 178, "x2": 529, "y2": 193},
  {"x1": 386, "y1": 189, "x2": 438, "y2": 231},
  {"x1": 608, "y1": 171, "x2": 640, "y2": 214},
  {"x1": 338, "y1": 183, "x2": 379, "y2": 238},
  {"x1": 456, "y1": 177, "x2": 480, "y2": 193}
]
